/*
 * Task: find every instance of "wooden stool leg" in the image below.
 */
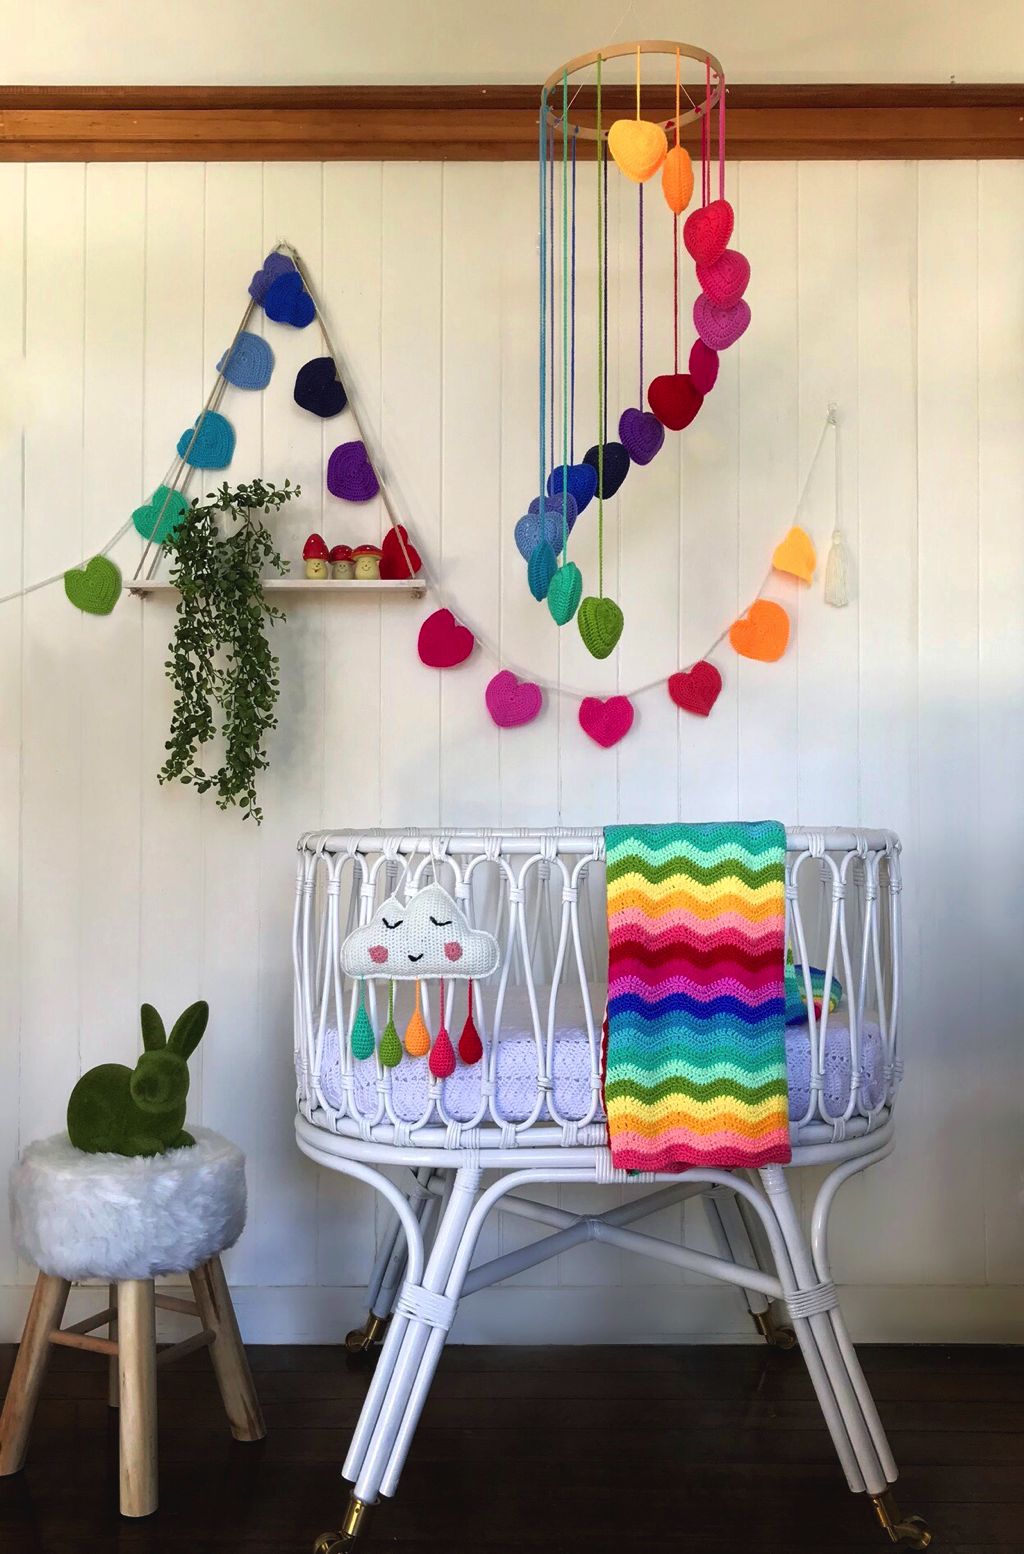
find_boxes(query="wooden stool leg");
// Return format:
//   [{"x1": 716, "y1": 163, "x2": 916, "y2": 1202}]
[
  {"x1": 107, "y1": 1283, "x2": 119, "y2": 1409},
  {"x1": 117, "y1": 1279, "x2": 157, "y2": 1518},
  {"x1": 189, "y1": 1257, "x2": 265, "y2": 1442},
  {"x1": 0, "y1": 1272, "x2": 70, "y2": 1475}
]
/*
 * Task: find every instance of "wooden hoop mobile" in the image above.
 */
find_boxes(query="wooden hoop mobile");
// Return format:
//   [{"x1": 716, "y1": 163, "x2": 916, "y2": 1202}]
[{"x1": 541, "y1": 40, "x2": 724, "y2": 139}]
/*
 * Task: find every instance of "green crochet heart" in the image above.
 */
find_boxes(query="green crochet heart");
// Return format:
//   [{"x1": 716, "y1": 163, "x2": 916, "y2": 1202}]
[
  {"x1": 350, "y1": 1002, "x2": 376, "y2": 1061},
  {"x1": 547, "y1": 562, "x2": 582, "y2": 626},
  {"x1": 64, "y1": 556, "x2": 121, "y2": 616},
  {"x1": 132, "y1": 485, "x2": 189, "y2": 545},
  {"x1": 578, "y1": 595, "x2": 624, "y2": 659},
  {"x1": 379, "y1": 1018, "x2": 403, "y2": 1069}
]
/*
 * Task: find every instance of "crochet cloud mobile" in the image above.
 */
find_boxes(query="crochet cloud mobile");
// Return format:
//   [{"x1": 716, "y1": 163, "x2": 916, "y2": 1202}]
[{"x1": 341, "y1": 884, "x2": 499, "y2": 981}]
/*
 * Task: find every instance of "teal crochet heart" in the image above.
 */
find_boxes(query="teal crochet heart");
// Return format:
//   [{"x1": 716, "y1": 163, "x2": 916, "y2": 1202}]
[
  {"x1": 547, "y1": 561, "x2": 583, "y2": 625},
  {"x1": 527, "y1": 540, "x2": 557, "y2": 601},
  {"x1": 64, "y1": 556, "x2": 121, "y2": 616},
  {"x1": 132, "y1": 486, "x2": 189, "y2": 545},
  {"x1": 578, "y1": 595, "x2": 624, "y2": 659},
  {"x1": 350, "y1": 1002, "x2": 376, "y2": 1062},
  {"x1": 176, "y1": 411, "x2": 235, "y2": 470}
]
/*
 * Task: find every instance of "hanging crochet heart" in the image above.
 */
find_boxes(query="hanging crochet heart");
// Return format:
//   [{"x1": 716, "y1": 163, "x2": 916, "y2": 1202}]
[
  {"x1": 578, "y1": 595, "x2": 624, "y2": 660},
  {"x1": 688, "y1": 339, "x2": 720, "y2": 395},
  {"x1": 380, "y1": 524, "x2": 422, "y2": 579},
  {"x1": 696, "y1": 248, "x2": 751, "y2": 309},
  {"x1": 263, "y1": 270, "x2": 315, "y2": 328},
  {"x1": 379, "y1": 1018, "x2": 403, "y2": 1068},
  {"x1": 529, "y1": 490, "x2": 578, "y2": 523},
  {"x1": 618, "y1": 407, "x2": 665, "y2": 466},
  {"x1": 64, "y1": 555, "x2": 120, "y2": 615},
  {"x1": 515, "y1": 505, "x2": 574, "y2": 561},
  {"x1": 216, "y1": 331, "x2": 274, "y2": 391},
  {"x1": 428, "y1": 1023, "x2": 457, "y2": 1079},
  {"x1": 132, "y1": 485, "x2": 188, "y2": 545},
  {"x1": 578, "y1": 695, "x2": 634, "y2": 748},
  {"x1": 350, "y1": 1003, "x2": 376, "y2": 1061},
  {"x1": 485, "y1": 670, "x2": 542, "y2": 728},
  {"x1": 176, "y1": 411, "x2": 235, "y2": 469},
  {"x1": 248, "y1": 251, "x2": 295, "y2": 304},
  {"x1": 293, "y1": 356, "x2": 347, "y2": 417},
  {"x1": 547, "y1": 561, "x2": 583, "y2": 626},
  {"x1": 607, "y1": 118, "x2": 668, "y2": 182},
  {"x1": 661, "y1": 143, "x2": 694, "y2": 214},
  {"x1": 668, "y1": 659, "x2": 722, "y2": 717},
  {"x1": 772, "y1": 526, "x2": 816, "y2": 584},
  {"x1": 403, "y1": 1005, "x2": 431, "y2": 1058},
  {"x1": 528, "y1": 540, "x2": 557, "y2": 600},
  {"x1": 418, "y1": 608, "x2": 474, "y2": 668},
  {"x1": 693, "y1": 294, "x2": 751, "y2": 352},
  {"x1": 647, "y1": 373, "x2": 704, "y2": 432},
  {"x1": 327, "y1": 440, "x2": 379, "y2": 502},
  {"x1": 729, "y1": 600, "x2": 790, "y2": 662},
  {"x1": 582, "y1": 441, "x2": 631, "y2": 499},
  {"x1": 547, "y1": 462, "x2": 598, "y2": 514},
  {"x1": 683, "y1": 198, "x2": 734, "y2": 265},
  {"x1": 458, "y1": 1009, "x2": 483, "y2": 1065}
]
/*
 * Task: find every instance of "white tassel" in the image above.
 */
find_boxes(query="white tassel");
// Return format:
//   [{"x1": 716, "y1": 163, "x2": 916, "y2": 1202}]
[{"x1": 824, "y1": 528, "x2": 851, "y2": 608}]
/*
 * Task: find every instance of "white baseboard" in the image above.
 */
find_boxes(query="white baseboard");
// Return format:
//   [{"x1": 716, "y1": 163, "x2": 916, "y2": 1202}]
[{"x1": 2, "y1": 1282, "x2": 1022, "y2": 1345}]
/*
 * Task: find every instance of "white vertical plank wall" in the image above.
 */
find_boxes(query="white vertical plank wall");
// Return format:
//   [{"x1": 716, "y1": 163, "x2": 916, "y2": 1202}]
[{"x1": 0, "y1": 159, "x2": 1022, "y2": 1342}]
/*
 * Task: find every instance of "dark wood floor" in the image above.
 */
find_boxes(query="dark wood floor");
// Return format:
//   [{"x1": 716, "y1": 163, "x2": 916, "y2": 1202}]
[{"x1": 1, "y1": 1340, "x2": 1022, "y2": 1552}]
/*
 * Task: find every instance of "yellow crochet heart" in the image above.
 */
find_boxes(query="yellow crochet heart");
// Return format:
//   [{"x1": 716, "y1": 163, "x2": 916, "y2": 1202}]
[
  {"x1": 772, "y1": 526, "x2": 816, "y2": 584},
  {"x1": 608, "y1": 118, "x2": 668, "y2": 183}
]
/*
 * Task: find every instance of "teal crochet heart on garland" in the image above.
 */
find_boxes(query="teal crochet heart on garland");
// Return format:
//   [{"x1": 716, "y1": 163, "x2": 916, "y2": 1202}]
[
  {"x1": 578, "y1": 595, "x2": 624, "y2": 660},
  {"x1": 132, "y1": 486, "x2": 189, "y2": 545},
  {"x1": 64, "y1": 556, "x2": 121, "y2": 616},
  {"x1": 547, "y1": 561, "x2": 582, "y2": 626},
  {"x1": 176, "y1": 411, "x2": 235, "y2": 470}
]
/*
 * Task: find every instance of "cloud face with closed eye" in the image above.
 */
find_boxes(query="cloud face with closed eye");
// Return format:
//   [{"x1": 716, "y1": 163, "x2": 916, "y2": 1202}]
[{"x1": 341, "y1": 883, "x2": 500, "y2": 981}]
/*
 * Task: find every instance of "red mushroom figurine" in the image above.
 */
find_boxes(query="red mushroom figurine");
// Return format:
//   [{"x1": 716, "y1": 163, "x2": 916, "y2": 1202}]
[
  {"x1": 329, "y1": 543, "x2": 354, "y2": 580},
  {"x1": 352, "y1": 543, "x2": 383, "y2": 581},
  {"x1": 302, "y1": 533, "x2": 330, "y2": 581}
]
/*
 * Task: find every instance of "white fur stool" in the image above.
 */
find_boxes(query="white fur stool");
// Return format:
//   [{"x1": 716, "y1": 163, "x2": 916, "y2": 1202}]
[{"x1": 0, "y1": 1127, "x2": 265, "y2": 1517}]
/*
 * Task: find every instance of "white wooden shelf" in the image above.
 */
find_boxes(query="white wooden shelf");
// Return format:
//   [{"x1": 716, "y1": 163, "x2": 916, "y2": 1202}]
[{"x1": 126, "y1": 578, "x2": 426, "y2": 599}]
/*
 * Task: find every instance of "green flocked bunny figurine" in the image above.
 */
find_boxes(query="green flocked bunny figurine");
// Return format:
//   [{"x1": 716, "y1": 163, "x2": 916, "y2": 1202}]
[{"x1": 66, "y1": 1001, "x2": 208, "y2": 1157}]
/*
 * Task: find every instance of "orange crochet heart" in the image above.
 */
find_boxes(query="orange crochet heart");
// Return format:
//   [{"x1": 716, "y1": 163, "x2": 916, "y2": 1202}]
[
  {"x1": 772, "y1": 526, "x2": 816, "y2": 584},
  {"x1": 728, "y1": 600, "x2": 790, "y2": 663},
  {"x1": 608, "y1": 118, "x2": 668, "y2": 182},
  {"x1": 661, "y1": 144, "x2": 694, "y2": 213}
]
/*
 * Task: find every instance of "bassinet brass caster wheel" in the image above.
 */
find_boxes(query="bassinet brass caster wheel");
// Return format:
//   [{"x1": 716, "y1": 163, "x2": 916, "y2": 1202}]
[
  {"x1": 870, "y1": 1491, "x2": 932, "y2": 1548},
  {"x1": 752, "y1": 1309, "x2": 798, "y2": 1350},
  {"x1": 344, "y1": 1312, "x2": 389, "y2": 1355},
  {"x1": 314, "y1": 1494, "x2": 373, "y2": 1551}
]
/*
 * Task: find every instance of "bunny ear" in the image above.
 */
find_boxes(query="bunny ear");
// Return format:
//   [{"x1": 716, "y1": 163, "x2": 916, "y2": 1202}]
[
  {"x1": 167, "y1": 1000, "x2": 209, "y2": 1058},
  {"x1": 140, "y1": 1003, "x2": 166, "y2": 1051}
]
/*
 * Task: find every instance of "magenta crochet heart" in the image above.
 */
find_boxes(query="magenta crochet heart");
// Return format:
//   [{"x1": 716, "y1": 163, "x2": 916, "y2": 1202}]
[
  {"x1": 693, "y1": 294, "x2": 751, "y2": 352},
  {"x1": 485, "y1": 671, "x2": 542, "y2": 729},
  {"x1": 683, "y1": 198, "x2": 734, "y2": 266},
  {"x1": 578, "y1": 695, "x2": 634, "y2": 748},
  {"x1": 327, "y1": 441, "x2": 379, "y2": 502},
  {"x1": 618, "y1": 407, "x2": 665, "y2": 466},
  {"x1": 696, "y1": 248, "x2": 750, "y2": 309},
  {"x1": 418, "y1": 608, "x2": 474, "y2": 669},
  {"x1": 688, "y1": 339, "x2": 720, "y2": 395}
]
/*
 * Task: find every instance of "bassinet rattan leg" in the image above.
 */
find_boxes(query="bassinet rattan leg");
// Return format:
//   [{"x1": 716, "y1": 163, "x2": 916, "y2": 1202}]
[
  {"x1": 346, "y1": 1169, "x2": 442, "y2": 1355},
  {"x1": 703, "y1": 1191, "x2": 796, "y2": 1348}
]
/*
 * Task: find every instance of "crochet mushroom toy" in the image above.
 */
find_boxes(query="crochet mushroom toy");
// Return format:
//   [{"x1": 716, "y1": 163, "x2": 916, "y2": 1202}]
[
  {"x1": 302, "y1": 533, "x2": 330, "y2": 580},
  {"x1": 352, "y1": 543, "x2": 383, "y2": 581},
  {"x1": 329, "y1": 543, "x2": 354, "y2": 580}
]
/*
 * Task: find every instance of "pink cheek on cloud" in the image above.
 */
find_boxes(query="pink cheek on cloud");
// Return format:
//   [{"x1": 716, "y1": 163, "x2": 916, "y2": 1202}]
[
  {"x1": 444, "y1": 941, "x2": 463, "y2": 961},
  {"x1": 369, "y1": 945, "x2": 388, "y2": 964}
]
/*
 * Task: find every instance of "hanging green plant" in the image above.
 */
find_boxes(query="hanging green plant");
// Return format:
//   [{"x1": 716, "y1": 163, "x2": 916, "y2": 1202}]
[{"x1": 159, "y1": 477, "x2": 299, "y2": 824}]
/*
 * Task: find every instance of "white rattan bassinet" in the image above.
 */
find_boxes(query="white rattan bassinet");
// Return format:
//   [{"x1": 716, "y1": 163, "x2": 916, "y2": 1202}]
[{"x1": 293, "y1": 828, "x2": 930, "y2": 1553}]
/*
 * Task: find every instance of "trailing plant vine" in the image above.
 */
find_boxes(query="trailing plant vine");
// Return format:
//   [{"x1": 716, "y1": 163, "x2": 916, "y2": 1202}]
[{"x1": 160, "y1": 478, "x2": 299, "y2": 824}]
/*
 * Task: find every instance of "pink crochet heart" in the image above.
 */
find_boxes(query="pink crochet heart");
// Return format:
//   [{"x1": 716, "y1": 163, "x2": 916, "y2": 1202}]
[
  {"x1": 688, "y1": 339, "x2": 719, "y2": 395},
  {"x1": 683, "y1": 198, "x2": 734, "y2": 265},
  {"x1": 417, "y1": 608, "x2": 474, "y2": 669},
  {"x1": 578, "y1": 695, "x2": 634, "y2": 748},
  {"x1": 485, "y1": 670, "x2": 542, "y2": 729},
  {"x1": 693, "y1": 294, "x2": 751, "y2": 352},
  {"x1": 696, "y1": 248, "x2": 750, "y2": 308}
]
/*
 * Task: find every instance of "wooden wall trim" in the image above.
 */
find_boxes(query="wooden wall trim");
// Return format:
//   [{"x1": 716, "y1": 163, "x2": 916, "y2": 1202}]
[{"x1": 1, "y1": 84, "x2": 1022, "y2": 161}]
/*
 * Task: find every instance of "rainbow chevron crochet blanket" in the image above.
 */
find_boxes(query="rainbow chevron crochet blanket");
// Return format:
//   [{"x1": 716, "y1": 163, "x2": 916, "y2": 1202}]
[{"x1": 603, "y1": 821, "x2": 792, "y2": 1172}]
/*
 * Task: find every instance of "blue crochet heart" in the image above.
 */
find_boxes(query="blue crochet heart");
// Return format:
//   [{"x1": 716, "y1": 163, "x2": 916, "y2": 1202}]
[
  {"x1": 529, "y1": 491, "x2": 578, "y2": 522},
  {"x1": 217, "y1": 331, "x2": 274, "y2": 390},
  {"x1": 527, "y1": 540, "x2": 557, "y2": 600},
  {"x1": 547, "y1": 462, "x2": 598, "y2": 514},
  {"x1": 176, "y1": 411, "x2": 235, "y2": 470},
  {"x1": 263, "y1": 271, "x2": 315, "y2": 328},
  {"x1": 515, "y1": 497, "x2": 577, "y2": 561},
  {"x1": 294, "y1": 356, "x2": 347, "y2": 417},
  {"x1": 249, "y1": 251, "x2": 295, "y2": 303},
  {"x1": 583, "y1": 441, "x2": 631, "y2": 499}
]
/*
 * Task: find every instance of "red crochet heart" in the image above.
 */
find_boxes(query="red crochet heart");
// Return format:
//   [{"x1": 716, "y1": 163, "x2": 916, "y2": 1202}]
[
  {"x1": 688, "y1": 339, "x2": 719, "y2": 395},
  {"x1": 417, "y1": 608, "x2": 474, "y2": 669},
  {"x1": 578, "y1": 695, "x2": 634, "y2": 748},
  {"x1": 683, "y1": 198, "x2": 734, "y2": 265},
  {"x1": 647, "y1": 373, "x2": 704, "y2": 432},
  {"x1": 379, "y1": 524, "x2": 422, "y2": 579},
  {"x1": 668, "y1": 660, "x2": 722, "y2": 717}
]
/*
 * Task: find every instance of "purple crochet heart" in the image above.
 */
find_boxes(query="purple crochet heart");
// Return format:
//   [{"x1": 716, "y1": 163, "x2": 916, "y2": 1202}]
[
  {"x1": 514, "y1": 501, "x2": 576, "y2": 561},
  {"x1": 249, "y1": 252, "x2": 295, "y2": 304},
  {"x1": 263, "y1": 270, "x2": 315, "y2": 328},
  {"x1": 618, "y1": 407, "x2": 665, "y2": 466},
  {"x1": 327, "y1": 441, "x2": 379, "y2": 502}
]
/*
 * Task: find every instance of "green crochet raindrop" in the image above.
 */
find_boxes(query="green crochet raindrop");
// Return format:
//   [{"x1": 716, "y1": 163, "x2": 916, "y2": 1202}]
[
  {"x1": 379, "y1": 1018, "x2": 403, "y2": 1069},
  {"x1": 350, "y1": 1001, "x2": 376, "y2": 1061}
]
